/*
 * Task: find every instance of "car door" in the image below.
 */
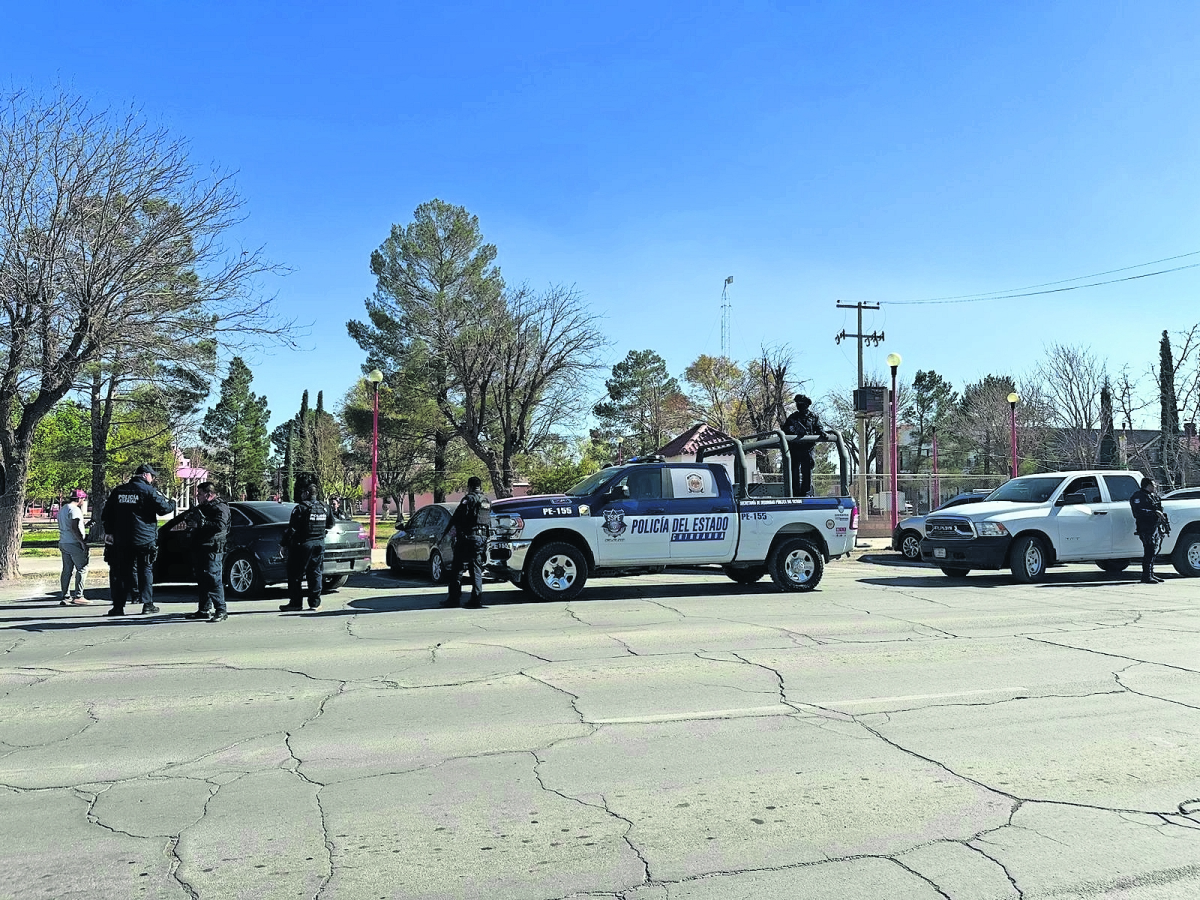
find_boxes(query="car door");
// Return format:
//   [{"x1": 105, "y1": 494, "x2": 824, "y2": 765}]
[
  {"x1": 1103, "y1": 474, "x2": 1143, "y2": 557},
  {"x1": 157, "y1": 513, "x2": 195, "y2": 582},
  {"x1": 666, "y1": 467, "x2": 737, "y2": 562},
  {"x1": 397, "y1": 508, "x2": 431, "y2": 566},
  {"x1": 593, "y1": 468, "x2": 673, "y2": 565},
  {"x1": 422, "y1": 507, "x2": 451, "y2": 564},
  {"x1": 1052, "y1": 475, "x2": 1112, "y2": 560}
]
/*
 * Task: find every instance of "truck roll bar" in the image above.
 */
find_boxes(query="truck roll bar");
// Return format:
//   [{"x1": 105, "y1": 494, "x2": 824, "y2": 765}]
[{"x1": 696, "y1": 428, "x2": 853, "y2": 500}]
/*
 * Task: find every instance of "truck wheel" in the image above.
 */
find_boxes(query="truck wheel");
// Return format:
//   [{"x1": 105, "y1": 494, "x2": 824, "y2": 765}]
[
  {"x1": 1096, "y1": 559, "x2": 1130, "y2": 573},
  {"x1": 899, "y1": 530, "x2": 923, "y2": 561},
  {"x1": 940, "y1": 567, "x2": 970, "y2": 578},
  {"x1": 768, "y1": 538, "x2": 824, "y2": 592},
  {"x1": 526, "y1": 542, "x2": 589, "y2": 602},
  {"x1": 723, "y1": 565, "x2": 766, "y2": 585},
  {"x1": 1010, "y1": 535, "x2": 1048, "y2": 583},
  {"x1": 1172, "y1": 531, "x2": 1200, "y2": 577},
  {"x1": 322, "y1": 574, "x2": 349, "y2": 591}
]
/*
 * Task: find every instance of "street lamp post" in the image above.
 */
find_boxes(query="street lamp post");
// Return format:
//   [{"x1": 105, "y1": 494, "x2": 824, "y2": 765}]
[
  {"x1": 931, "y1": 425, "x2": 940, "y2": 510},
  {"x1": 367, "y1": 369, "x2": 384, "y2": 548},
  {"x1": 887, "y1": 353, "x2": 902, "y2": 531},
  {"x1": 1007, "y1": 392, "x2": 1020, "y2": 479}
]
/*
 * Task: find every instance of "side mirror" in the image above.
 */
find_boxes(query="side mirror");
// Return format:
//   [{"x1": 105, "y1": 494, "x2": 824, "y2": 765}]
[
  {"x1": 608, "y1": 484, "x2": 630, "y2": 501},
  {"x1": 1057, "y1": 492, "x2": 1085, "y2": 506}
]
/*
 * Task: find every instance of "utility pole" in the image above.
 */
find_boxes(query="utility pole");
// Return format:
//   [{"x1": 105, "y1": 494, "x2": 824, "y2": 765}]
[
  {"x1": 720, "y1": 276, "x2": 733, "y2": 361},
  {"x1": 835, "y1": 302, "x2": 883, "y2": 521}
]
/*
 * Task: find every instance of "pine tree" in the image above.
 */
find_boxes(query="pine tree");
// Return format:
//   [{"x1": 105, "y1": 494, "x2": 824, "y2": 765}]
[{"x1": 200, "y1": 358, "x2": 271, "y2": 499}]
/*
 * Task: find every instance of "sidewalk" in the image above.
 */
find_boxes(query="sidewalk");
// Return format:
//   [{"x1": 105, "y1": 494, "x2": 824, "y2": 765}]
[{"x1": 12, "y1": 545, "x2": 393, "y2": 579}]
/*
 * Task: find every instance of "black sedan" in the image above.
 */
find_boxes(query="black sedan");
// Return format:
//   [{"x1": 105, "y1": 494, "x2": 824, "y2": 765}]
[
  {"x1": 154, "y1": 501, "x2": 372, "y2": 598},
  {"x1": 385, "y1": 502, "x2": 457, "y2": 582}
]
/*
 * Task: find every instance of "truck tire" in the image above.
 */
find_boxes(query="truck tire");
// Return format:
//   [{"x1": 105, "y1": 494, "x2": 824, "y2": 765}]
[
  {"x1": 322, "y1": 574, "x2": 349, "y2": 591},
  {"x1": 898, "y1": 530, "x2": 923, "y2": 561},
  {"x1": 724, "y1": 564, "x2": 766, "y2": 585},
  {"x1": 526, "y1": 542, "x2": 588, "y2": 602},
  {"x1": 940, "y1": 567, "x2": 970, "y2": 578},
  {"x1": 1010, "y1": 534, "x2": 1049, "y2": 583},
  {"x1": 768, "y1": 538, "x2": 823, "y2": 592},
  {"x1": 1172, "y1": 531, "x2": 1200, "y2": 577},
  {"x1": 1096, "y1": 559, "x2": 1130, "y2": 573}
]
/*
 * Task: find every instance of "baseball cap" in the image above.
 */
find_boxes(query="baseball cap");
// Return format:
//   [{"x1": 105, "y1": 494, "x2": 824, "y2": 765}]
[
  {"x1": 70, "y1": 489, "x2": 87, "y2": 500},
  {"x1": 135, "y1": 463, "x2": 158, "y2": 476}
]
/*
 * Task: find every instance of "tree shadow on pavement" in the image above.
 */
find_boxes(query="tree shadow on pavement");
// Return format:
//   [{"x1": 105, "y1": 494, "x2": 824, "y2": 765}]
[{"x1": 857, "y1": 571, "x2": 1148, "y2": 589}]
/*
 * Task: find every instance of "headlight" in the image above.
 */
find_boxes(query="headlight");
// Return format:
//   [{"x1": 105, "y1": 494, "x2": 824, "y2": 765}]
[
  {"x1": 491, "y1": 514, "x2": 524, "y2": 538},
  {"x1": 976, "y1": 521, "x2": 1009, "y2": 537}
]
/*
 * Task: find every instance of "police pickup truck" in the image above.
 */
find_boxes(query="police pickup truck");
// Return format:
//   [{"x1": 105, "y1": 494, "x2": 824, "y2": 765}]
[
  {"x1": 485, "y1": 429, "x2": 859, "y2": 601},
  {"x1": 919, "y1": 469, "x2": 1200, "y2": 583}
]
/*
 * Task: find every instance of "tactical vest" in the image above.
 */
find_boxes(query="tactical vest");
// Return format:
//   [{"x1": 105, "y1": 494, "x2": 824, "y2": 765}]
[{"x1": 301, "y1": 500, "x2": 330, "y2": 541}]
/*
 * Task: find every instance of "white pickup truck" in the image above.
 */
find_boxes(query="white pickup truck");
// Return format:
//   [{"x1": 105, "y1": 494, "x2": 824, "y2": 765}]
[
  {"x1": 918, "y1": 469, "x2": 1200, "y2": 582},
  {"x1": 485, "y1": 430, "x2": 859, "y2": 601}
]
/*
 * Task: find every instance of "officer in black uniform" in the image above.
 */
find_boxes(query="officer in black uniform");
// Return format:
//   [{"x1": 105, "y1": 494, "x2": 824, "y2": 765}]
[
  {"x1": 1130, "y1": 476, "x2": 1167, "y2": 584},
  {"x1": 782, "y1": 394, "x2": 824, "y2": 498},
  {"x1": 101, "y1": 463, "x2": 176, "y2": 616},
  {"x1": 280, "y1": 479, "x2": 333, "y2": 612},
  {"x1": 183, "y1": 481, "x2": 231, "y2": 622},
  {"x1": 439, "y1": 476, "x2": 489, "y2": 609}
]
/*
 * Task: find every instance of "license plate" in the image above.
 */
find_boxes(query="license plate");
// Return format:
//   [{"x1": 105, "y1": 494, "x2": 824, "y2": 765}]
[
  {"x1": 933, "y1": 547, "x2": 946, "y2": 559},
  {"x1": 491, "y1": 542, "x2": 512, "y2": 550}
]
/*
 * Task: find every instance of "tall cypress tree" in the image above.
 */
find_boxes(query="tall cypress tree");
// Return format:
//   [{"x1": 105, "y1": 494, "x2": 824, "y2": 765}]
[
  {"x1": 1160, "y1": 331, "x2": 1180, "y2": 485},
  {"x1": 1098, "y1": 380, "x2": 1117, "y2": 468}
]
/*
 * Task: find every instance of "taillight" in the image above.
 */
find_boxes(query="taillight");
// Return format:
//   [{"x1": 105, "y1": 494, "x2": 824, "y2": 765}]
[
  {"x1": 358, "y1": 527, "x2": 368, "y2": 542},
  {"x1": 850, "y1": 506, "x2": 859, "y2": 530}
]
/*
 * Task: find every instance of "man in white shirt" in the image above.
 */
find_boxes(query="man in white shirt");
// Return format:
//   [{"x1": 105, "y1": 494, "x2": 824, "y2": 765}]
[{"x1": 57, "y1": 490, "x2": 92, "y2": 606}]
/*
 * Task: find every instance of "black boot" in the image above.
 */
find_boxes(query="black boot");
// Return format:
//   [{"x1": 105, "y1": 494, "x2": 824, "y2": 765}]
[
  {"x1": 105, "y1": 606, "x2": 125, "y2": 617},
  {"x1": 279, "y1": 602, "x2": 304, "y2": 611}
]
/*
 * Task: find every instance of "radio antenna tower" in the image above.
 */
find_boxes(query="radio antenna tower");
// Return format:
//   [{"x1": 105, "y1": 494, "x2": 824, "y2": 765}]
[{"x1": 721, "y1": 276, "x2": 734, "y2": 360}]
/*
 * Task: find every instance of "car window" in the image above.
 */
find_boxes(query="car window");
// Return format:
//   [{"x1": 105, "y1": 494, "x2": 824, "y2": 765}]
[
  {"x1": 1103, "y1": 475, "x2": 1140, "y2": 503},
  {"x1": 430, "y1": 508, "x2": 449, "y2": 529},
  {"x1": 988, "y1": 477, "x2": 1063, "y2": 503},
  {"x1": 1063, "y1": 476, "x2": 1101, "y2": 504},
  {"x1": 618, "y1": 469, "x2": 663, "y2": 500},
  {"x1": 409, "y1": 508, "x2": 431, "y2": 529},
  {"x1": 230, "y1": 509, "x2": 251, "y2": 528},
  {"x1": 668, "y1": 468, "x2": 718, "y2": 499}
]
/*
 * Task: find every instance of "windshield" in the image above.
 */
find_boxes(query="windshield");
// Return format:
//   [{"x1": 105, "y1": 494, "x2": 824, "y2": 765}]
[
  {"x1": 985, "y1": 477, "x2": 1064, "y2": 504},
  {"x1": 565, "y1": 468, "x2": 618, "y2": 496}
]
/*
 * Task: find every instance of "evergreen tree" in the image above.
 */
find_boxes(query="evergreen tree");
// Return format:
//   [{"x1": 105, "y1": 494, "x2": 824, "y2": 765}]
[
  {"x1": 593, "y1": 350, "x2": 690, "y2": 457},
  {"x1": 1160, "y1": 330, "x2": 1181, "y2": 486},
  {"x1": 1098, "y1": 381, "x2": 1117, "y2": 468},
  {"x1": 200, "y1": 358, "x2": 271, "y2": 499}
]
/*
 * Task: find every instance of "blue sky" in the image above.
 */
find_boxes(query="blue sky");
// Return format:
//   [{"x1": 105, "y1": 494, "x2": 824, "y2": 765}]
[{"x1": 9, "y1": 1, "x2": 1200, "y2": 429}]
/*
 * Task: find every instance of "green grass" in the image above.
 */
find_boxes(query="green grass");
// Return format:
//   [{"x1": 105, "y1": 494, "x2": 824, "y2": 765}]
[
  {"x1": 20, "y1": 547, "x2": 58, "y2": 558},
  {"x1": 22, "y1": 529, "x2": 61, "y2": 544}
]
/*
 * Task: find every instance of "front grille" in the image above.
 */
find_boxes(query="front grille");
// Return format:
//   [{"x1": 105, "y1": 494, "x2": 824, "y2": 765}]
[{"x1": 925, "y1": 516, "x2": 975, "y2": 540}]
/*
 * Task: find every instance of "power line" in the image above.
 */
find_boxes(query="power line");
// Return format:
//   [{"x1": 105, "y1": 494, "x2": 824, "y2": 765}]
[
  {"x1": 884, "y1": 261, "x2": 1200, "y2": 306},
  {"x1": 884, "y1": 250, "x2": 1200, "y2": 306}
]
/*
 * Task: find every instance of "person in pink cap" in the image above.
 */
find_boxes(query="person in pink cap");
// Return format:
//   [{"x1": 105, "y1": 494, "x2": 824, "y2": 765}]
[{"x1": 58, "y1": 489, "x2": 92, "y2": 605}]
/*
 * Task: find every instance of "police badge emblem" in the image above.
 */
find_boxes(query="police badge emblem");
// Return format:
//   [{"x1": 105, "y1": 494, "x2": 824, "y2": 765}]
[{"x1": 602, "y1": 507, "x2": 627, "y2": 537}]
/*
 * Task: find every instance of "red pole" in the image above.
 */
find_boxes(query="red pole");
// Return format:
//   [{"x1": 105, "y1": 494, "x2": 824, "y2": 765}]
[
  {"x1": 890, "y1": 365, "x2": 899, "y2": 531},
  {"x1": 369, "y1": 382, "x2": 380, "y2": 548},
  {"x1": 931, "y1": 428, "x2": 940, "y2": 509},
  {"x1": 1009, "y1": 401, "x2": 1018, "y2": 479}
]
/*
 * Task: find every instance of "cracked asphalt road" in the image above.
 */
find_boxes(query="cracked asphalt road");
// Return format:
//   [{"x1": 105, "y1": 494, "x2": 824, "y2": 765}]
[{"x1": 4, "y1": 553, "x2": 1200, "y2": 899}]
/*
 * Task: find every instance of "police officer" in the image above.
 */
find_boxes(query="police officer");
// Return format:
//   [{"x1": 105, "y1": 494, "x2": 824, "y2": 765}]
[
  {"x1": 783, "y1": 394, "x2": 824, "y2": 498},
  {"x1": 183, "y1": 481, "x2": 231, "y2": 622},
  {"x1": 101, "y1": 463, "x2": 176, "y2": 616},
  {"x1": 280, "y1": 479, "x2": 333, "y2": 612},
  {"x1": 439, "y1": 476, "x2": 489, "y2": 609},
  {"x1": 1130, "y1": 476, "x2": 1168, "y2": 584}
]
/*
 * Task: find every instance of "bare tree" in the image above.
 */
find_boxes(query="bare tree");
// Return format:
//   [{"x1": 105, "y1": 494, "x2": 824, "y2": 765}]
[
  {"x1": 0, "y1": 90, "x2": 290, "y2": 578},
  {"x1": 1033, "y1": 344, "x2": 1107, "y2": 469}
]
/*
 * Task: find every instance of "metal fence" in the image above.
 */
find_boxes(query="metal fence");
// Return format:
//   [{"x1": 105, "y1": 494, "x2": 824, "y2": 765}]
[{"x1": 758, "y1": 471, "x2": 1010, "y2": 519}]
